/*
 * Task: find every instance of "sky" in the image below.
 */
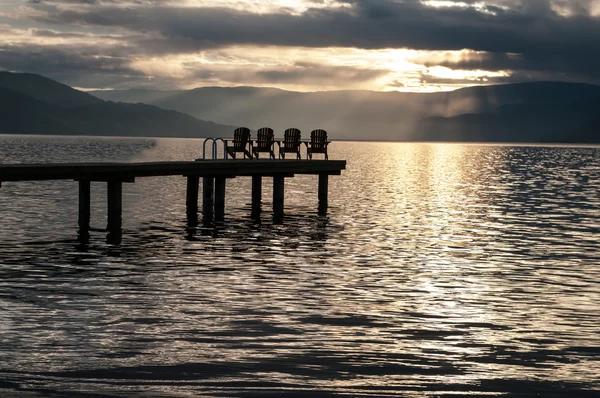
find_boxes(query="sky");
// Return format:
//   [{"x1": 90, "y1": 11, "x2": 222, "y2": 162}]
[{"x1": 1, "y1": 0, "x2": 600, "y2": 92}]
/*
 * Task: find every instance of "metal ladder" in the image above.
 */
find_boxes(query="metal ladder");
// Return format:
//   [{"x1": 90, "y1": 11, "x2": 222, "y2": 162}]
[{"x1": 196, "y1": 138, "x2": 227, "y2": 160}]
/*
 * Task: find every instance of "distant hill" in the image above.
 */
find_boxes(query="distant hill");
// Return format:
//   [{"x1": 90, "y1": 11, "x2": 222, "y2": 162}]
[
  {"x1": 429, "y1": 81, "x2": 600, "y2": 114},
  {"x1": 417, "y1": 99, "x2": 600, "y2": 143},
  {"x1": 0, "y1": 87, "x2": 78, "y2": 134},
  {"x1": 0, "y1": 72, "x2": 235, "y2": 138},
  {"x1": 92, "y1": 86, "x2": 423, "y2": 140},
  {"x1": 0, "y1": 71, "x2": 103, "y2": 108},
  {"x1": 573, "y1": 115, "x2": 600, "y2": 138},
  {"x1": 91, "y1": 82, "x2": 600, "y2": 143},
  {"x1": 2, "y1": 71, "x2": 598, "y2": 143}
]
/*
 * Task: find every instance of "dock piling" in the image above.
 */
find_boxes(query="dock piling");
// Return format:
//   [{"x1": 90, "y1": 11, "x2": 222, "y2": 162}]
[
  {"x1": 78, "y1": 179, "x2": 91, "y2": 232},
  {"x1": 186, "y1": 176, "x2": 200, "y2": 227},
  {"x1": 318, "y1": 173, "x2": 329, "y2": 216},
  {"x1": 202, "y1": 177, "x2": 215, "y2": 224},
  {"x1": 107, "y1": 180, "x2": 123, "y2": 240},
  {"x1": 214, "y1": 177, "x2": 226, "y2": 222},
  {"x1": 273, "y1": 175, "x2": 285, "y2": 221},
  {"x1": 251, "y1": 175, "x2": 262, "y2": 218}
]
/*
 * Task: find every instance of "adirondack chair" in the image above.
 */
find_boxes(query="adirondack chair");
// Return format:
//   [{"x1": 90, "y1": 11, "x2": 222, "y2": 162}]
[
  {"x1": 225, "y1": 127, "x2": 252, "y2": 159},
  {"x1": 307, "y1": 129, "x2": 330, "y2": 160},
  {"x1": 252, "y1": 127, "x2": 275, "y2": 159},
  {"x1": 278, "y1": 128, "x2": 302, "y2": 159}
]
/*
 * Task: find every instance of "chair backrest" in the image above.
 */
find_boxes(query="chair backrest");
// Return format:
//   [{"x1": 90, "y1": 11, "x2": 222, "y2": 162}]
[
  {"x1": 310, "y1": 129, "x2": 328, "y2": 152},
  {"x1": 256, "y1": 127, "x2": 274, "y2": 150},
  {"x1": 233, "y1": 127, "x2": 251, "y2": 149},
  {"x1": 283, "y1": 128, "x2": 301, "y2": 150}
]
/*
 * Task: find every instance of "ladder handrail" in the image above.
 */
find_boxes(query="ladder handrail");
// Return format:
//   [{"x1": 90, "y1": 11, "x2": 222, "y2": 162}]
[
  {"x1": 212, "y1": 138, "x2": 226, "y2": 160},
  {"x1": 198, "y1": 138, "x2": 227, "y2": 160}
]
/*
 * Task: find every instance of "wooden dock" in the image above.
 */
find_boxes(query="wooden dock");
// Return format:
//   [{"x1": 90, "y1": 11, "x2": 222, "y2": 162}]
[{"x1": 0, "y1": 159, "x2": 346, "y2": 242}]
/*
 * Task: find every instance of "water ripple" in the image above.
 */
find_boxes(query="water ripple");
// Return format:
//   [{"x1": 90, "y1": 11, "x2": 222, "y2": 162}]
[{"x1": 0, "y1": 137, "x2": 599, "y2": 396}]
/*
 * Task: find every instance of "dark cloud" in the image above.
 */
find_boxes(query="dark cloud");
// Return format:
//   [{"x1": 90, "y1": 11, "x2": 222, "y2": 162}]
[
  {"x1": 0, "y1": 43, "x2": 144, "y2": 87},
  {"x1": 26, "y1": 1, "x2": 599, "y2": 51},
  {"x1": 25, "y1": 1, "x2": 600, "y2": 76},
  {"x1": 414, "y1": 50, "x2": 600, "y2": 84},
  {"x1": 31, "y1": 28, "x2": 94, "y2": 38},
  {"x1": 0, "y1": 42, "x2": 385, "y2": 89},
  {"x1": 28, "y1": 0, "x2": 165, "y2": 4},
  {"x1": 4, "y1": 0, "x2": 600, "y2": 87},
  {"x1": 0, "y1": 44, "x2": 130, "y2": 72}
]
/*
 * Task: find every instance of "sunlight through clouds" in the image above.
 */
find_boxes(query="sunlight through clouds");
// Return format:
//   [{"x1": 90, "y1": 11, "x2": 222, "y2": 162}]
[
  {"x1": 123, "y1": 46, "x2": 505, "y2": 92},
  {"x1": 426, "y1": 66, "x2": 508, "y2": 82},
  {"x1": 2, "y1": 0, "x2": 600, "y2": 90},
  {"x1": 422, "y1": 1, "x2": 504, "y2": 10},
  {"x1": 126, "y1": 46, "x2": 392, "y2": 91},
  {"x1": 181, "y1": 0, "x2": 350, "y2": 13}
]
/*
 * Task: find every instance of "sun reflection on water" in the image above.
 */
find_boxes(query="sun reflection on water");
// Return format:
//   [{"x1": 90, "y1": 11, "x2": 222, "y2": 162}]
[{"x1": 0, "y1": 137, "x2": 599, "y2": 395}]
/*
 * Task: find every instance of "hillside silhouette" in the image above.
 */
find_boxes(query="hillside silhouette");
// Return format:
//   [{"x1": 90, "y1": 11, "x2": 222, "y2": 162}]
[
  {"x1": 92, "y1": 81, "x2": 600, "y2": 143},
  {"x1": 1, "y1": 71, "x2": 599, "y2": 143},
  {"x1": 0, "y1": 72, "x2": 234, "y2": 137},
  {"x1": 418, "y1": 98, "x2": 600, "y2": 143}
]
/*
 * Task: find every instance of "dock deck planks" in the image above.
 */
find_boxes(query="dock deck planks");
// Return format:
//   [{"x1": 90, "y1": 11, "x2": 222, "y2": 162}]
[{"x1": 0, "y1": 159, "x2": 346, "y2": 182}]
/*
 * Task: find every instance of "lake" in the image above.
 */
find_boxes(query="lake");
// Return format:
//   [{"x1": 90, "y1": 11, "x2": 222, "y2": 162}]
[{"x1": 0, "y1": 135, "x2": 599, "y2": 397}]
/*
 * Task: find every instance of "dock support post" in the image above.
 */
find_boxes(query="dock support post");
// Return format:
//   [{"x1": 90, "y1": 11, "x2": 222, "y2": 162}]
[
  {"x1": 78, "y1": 180, "x2": 91, "y2": 233},
  {"x1": 186, "y1": 176, "x2": 199, "y2": 227},
  {"x1": 202, "y1": 177, "x2": 214, "y2": 224},
  {"x1": 251, "y1": 175, "x2": 262, "y2": 218},
  {"x1": 318, "y1": 173, "x2": 329, "y2": 216},
  {"x1": 214, "y1": 177, "x2": 226, "y2": 222},
  {"x1": 273, "y1": 175, "x2": 285, "y2": 222},
  {"x1": 107, "y1": 180, "x2": 122, "y2": 242}
]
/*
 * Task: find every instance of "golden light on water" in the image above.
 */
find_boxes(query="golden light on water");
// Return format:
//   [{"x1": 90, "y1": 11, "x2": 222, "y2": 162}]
[{"x1": 1, "y1": 138, "x2": 600, "y2": 393}]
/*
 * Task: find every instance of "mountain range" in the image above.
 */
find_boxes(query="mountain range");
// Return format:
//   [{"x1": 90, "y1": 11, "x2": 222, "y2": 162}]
[
  {"x1": 1, "y1": 70, "x2": 599, "y2": 143},
  {"x1": 92, "y1": 81, "x2": 600, "y2": 143},
  {"x1": 0, "y1": 72, "x2": 234, "y2": 137}
]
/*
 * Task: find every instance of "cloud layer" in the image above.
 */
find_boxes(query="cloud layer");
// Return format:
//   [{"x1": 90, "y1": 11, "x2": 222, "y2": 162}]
[{"x1": 1, "y1": 0, "x2": 600, "y2": 90}]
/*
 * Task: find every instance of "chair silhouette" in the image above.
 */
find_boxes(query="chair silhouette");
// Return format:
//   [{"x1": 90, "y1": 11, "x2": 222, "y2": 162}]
[
  {"x1": 307, "y1": 129, "x2": 330, "y2": 160},
  {"x1": 252, "y1": 127, "x2": 276, "y2": 159},
  {"x1": 225, "y1": 127, "x2": 252, "y2": 159},
  {"x1": 279, "y1": 128, "x2": 302, "y2": 159}
]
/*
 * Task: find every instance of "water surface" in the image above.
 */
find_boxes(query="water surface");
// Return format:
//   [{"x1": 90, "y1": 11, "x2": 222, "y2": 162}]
[{"x1": 0, "y1": 135, "x2": 599, "y2": 396}]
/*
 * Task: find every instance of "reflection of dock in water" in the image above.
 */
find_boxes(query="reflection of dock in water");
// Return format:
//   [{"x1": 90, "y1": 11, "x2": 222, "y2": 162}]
[{"x1": 0, "y1": 159, "x2": 346, "y2": 242}]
